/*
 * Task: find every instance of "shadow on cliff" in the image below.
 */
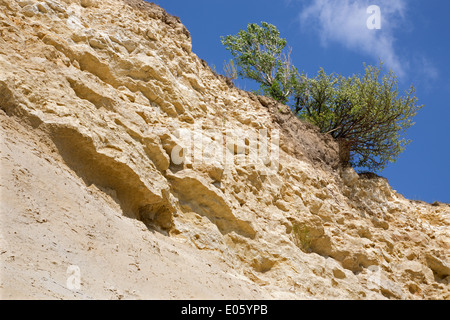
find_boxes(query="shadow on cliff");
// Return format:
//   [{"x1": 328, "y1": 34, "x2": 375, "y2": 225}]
[{"x1": 48, "y1": 124, "x2": 174, "y2": 234}]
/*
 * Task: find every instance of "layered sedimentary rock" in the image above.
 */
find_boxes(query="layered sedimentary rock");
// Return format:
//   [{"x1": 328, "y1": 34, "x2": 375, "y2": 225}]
[{"x1": 1, "y1": 0, "x2": 448, "y2": 299}]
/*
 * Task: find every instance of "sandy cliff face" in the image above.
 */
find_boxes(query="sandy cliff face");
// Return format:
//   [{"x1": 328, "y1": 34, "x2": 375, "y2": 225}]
[{"x1": 0, "y1": 0, "x2": 448, "y2": 299}]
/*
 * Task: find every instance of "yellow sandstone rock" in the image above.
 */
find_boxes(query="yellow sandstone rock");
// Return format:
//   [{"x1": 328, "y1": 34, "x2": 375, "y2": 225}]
[{"x1": 0, "y1": 0, "x2": 448, "y2": 300}]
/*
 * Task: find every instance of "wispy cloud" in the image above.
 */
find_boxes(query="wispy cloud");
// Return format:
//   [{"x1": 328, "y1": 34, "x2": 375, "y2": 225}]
[
  {"x1": 410, "y1": 55, "x2": 440, "y2": 92},
  {"x1": 416, "y1": 56, "x2": 438, "y2": 82},
  {"x1": 298, "y1": 0, "x2": 407, "y2": 77}
]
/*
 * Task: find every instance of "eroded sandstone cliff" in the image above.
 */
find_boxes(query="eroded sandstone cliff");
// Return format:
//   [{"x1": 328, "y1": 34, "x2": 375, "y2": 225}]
[{"x1": 1, "y1": 0, "x2": 448, "y2": 299}]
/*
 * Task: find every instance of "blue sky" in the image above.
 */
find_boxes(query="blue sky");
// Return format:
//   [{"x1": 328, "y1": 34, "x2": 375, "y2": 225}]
[{"x1": 155, "y1": 0, "x2": 450, "y2": 203}]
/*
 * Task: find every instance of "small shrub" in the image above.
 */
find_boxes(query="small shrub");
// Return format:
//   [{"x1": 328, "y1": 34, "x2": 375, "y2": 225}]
[
  {"x1": 223, "y1": 59, "x2": 238, "y2": 84},
  {"x1": 292, "y1": 223, "x2": 312, "y2": 252}
]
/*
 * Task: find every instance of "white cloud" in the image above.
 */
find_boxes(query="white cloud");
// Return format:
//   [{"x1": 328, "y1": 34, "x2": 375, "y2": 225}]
[
  {"x1": 299, "y1": 0, "x2": 407, "y2": 77},
  {"x1": 410, "y1": 55, "x2": 440, "y2": 92},
  {"x1": 416, "y1": 56, "x2": 439, "y2": 82}
]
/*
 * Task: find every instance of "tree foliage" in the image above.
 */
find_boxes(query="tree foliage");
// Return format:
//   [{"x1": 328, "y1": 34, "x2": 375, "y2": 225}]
[
  {"x1": 221, "y1": 22, "x2": 424, "y2": 172},
  {"x1": 221, "y1": 22, "x2": 299, "y2": 104},
  {"x1": 295, "y1": 64, "x2": 423, "y2": 170}
]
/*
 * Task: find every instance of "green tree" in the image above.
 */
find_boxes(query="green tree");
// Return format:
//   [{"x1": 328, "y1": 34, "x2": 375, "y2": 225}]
[
  {"x1": 221, "y1": 22, "x2": 299, "y2": 104},
  {"x1": 221, "y1": 23, "x2": 424, "y2": 172},
  {"x1": 295, "y1": 63, "x2": 424, "y2": 171}
]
